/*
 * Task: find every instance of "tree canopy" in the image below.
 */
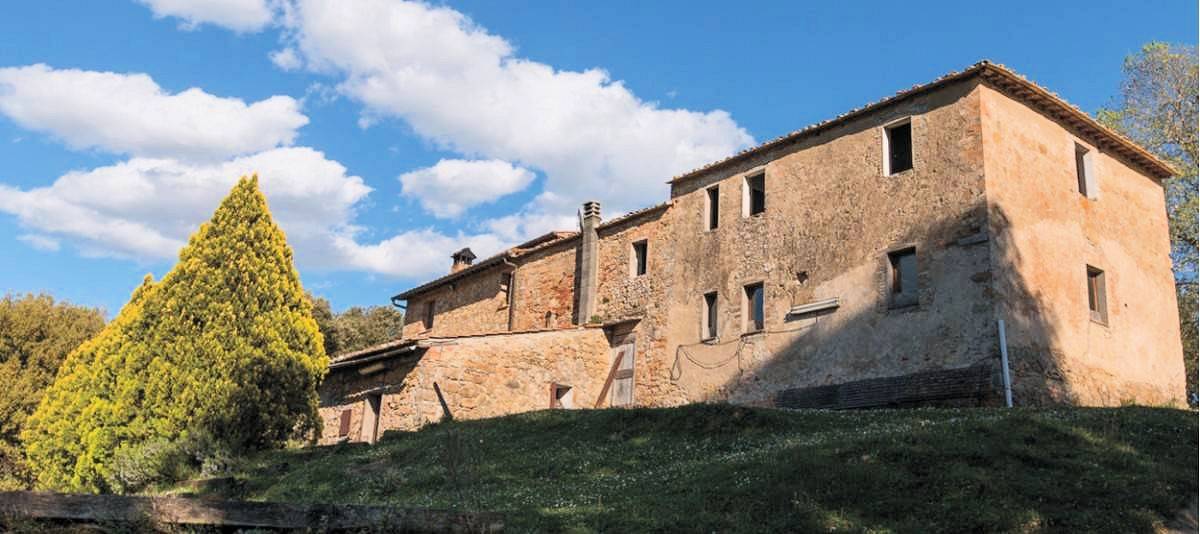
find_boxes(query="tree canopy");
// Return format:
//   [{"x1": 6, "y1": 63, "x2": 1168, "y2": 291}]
[
  {"x1": 22, "y1": 176, "x2": 328, "y2": 492},
  {"x1": 0, "y1": 294, "x2": 104, "y2": 489},
  {"x1": 308, "y1": 294, "x2": 405, "y2": 357},
  {"x1": 1098, "y1": 42, "x2": 1198, "y2": 404}
]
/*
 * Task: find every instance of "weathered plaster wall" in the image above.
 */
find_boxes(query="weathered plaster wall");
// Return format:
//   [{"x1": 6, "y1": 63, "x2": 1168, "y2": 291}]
[
  {"x1": 662, "y1": 79, "x2": 999, "y2": 406},
  {"x1": 979, "y1": 85, "x2": 1186, "y2": 406},
  {"x1": 510, "y1": 243, "x2": 579, "y2": 330},
  {"x1": 318, "y1": 327, "x2": 611, "y2": 444},
  {"x1": 401, "y1": 264, "x2": 511, "y2": 339}
]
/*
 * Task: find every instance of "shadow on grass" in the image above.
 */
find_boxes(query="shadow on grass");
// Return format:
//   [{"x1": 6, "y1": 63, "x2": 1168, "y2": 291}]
[{"x1": 183, "y1": 404, "x2": 1196, "y2": 533}]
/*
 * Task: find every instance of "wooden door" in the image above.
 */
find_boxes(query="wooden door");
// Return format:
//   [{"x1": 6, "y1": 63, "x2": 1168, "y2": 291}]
[
  {"x1": 610, "y1": 341, "x2": 635, "y2": 406},
  {"x1": 362, "y1": 394, "x2": 382, "y2": 444}
]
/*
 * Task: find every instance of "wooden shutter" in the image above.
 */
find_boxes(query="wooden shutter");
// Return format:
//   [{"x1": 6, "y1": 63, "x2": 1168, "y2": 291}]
[
  {"x1": 611, "y1": 343, "x2": 635, "y2": 406},
  {"x1": 338, "y1": 409, "x2": 352, "y2": 437}
]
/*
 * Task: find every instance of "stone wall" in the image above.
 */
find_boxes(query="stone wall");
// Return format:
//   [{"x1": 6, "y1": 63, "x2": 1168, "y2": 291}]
[
  {"x1": 979, "y1": 84, "x2": 1187, "y2": 406},
  {"x1": 318, "y1": 327, "x2": 611, "y2": 444},
  {"x1": 661, "y1": 78, "x2": 999, "y2": 406},
  {"x1": 592, "y1": 208, "x2": 682, "y2": 405},
  {"x1": 510, "y1": 242, "x2": 579, "y2": 330},
  {"x1": 401, "y1": 264, "x2": 511, "y2": 339}
]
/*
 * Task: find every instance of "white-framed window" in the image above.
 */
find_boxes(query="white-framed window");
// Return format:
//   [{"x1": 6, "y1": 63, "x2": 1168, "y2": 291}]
[
  {"x1": 630, "y1": 240, "x2": 648, "y2": 277},
  {"x1": 883, "y1": 118, "x2": 913, "y2": 176}
]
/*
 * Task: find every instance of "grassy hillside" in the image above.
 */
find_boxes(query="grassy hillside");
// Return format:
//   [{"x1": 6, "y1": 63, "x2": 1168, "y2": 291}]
[{"x1": 168, "y1": 405, "x2": 1197, "y2": 533}]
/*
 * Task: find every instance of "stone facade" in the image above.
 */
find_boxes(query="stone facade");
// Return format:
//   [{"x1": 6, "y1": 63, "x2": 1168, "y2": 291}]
[
  {"x1": 322, "y1": 62, "x2": 1186, "y2": 444},
  {"x1": 318, "y1": 327, "x2": 611, "y2": 444}
]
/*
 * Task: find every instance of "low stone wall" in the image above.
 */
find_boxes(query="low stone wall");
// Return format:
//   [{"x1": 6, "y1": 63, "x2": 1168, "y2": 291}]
[{"x1": 319, "y1": 327, "x2": 612, "y2": 443}]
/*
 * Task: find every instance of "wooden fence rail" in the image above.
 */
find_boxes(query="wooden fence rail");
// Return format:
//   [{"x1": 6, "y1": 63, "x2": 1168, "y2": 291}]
[{"x1": 0, "y1": 491, "x2": 503, "y2": 532}]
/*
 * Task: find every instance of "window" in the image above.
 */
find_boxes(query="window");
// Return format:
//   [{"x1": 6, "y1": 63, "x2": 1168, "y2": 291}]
[
  {"x1": 424, "y1": 300, "x2": 436, "y2": 329},
  {"x1": 705, "y1": 185, "x2": 720, "y2": 230},
  {"x1": 743, "y1": 282, "x2": 764, "y2": 332},
  {"x1": 744, "y1": 172, "x2": 765, "y2": 216},
  {"x1": 888, "y1": 247, "x2": 918, "y2": 308},
  {"x1": 631, "y1": 240, "x2": 648, "y2": 277},
  {"x1": 1075, "y1": 143, "x2": 1097, "y2": 198},
  {"x1": 702, "y1": 292, "x2": 718, "y2": 340},
  {"x1": 884, "y1": 120, "x2": 913, "y2": 175},
  {"x1": 550, "y1": 383, "x2": 574, "y2": 409},
  {"x1": 1087, "y1": 266, "x2": 1107, "y2": 324},
  {"x1": 499, "y1": 272, "x2": 512, "y2": 306}
]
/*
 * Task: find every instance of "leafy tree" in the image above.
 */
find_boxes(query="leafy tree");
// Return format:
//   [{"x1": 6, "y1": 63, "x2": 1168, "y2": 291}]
[
  {"x1": 0, "y1": 294, "x2": 104, "y2": 489},
  {"x1": 308, "y1": 294, "x2": 404, "y2": 357},
  {"x1": 23, "y1": 176, "x2": 328, "y2": 492},
  {"x1": 1098, "y1": 42, "x2": 1198, "y2": 405}
]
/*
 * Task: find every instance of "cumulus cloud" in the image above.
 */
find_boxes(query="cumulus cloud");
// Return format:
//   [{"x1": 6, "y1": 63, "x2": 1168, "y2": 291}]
[
  {"x1": 0, "y1": 146, "x2": 511, "y2": 277},
  {"x1": 0, "y1": 64, "x2": 308, "y2": 162},
  {"x1": 136, "y1": 0, "x2": 277, "y2": 32},
  {"x1": 276, "y1": 0, "x2": 753, "y2": 221},
  {"x1": 400, "y1": 159, "x2": 535, "y2": 219}
]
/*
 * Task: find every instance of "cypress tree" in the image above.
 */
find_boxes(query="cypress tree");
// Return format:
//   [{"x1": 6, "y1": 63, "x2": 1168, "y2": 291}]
[{"x1": 22, "y1": 176, "x2": 328, "y2": 492}]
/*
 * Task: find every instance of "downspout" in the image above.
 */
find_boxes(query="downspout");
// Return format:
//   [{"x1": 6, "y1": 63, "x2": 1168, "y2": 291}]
[
  {"x1": 502, "y1": 257, "x2": 517, "y2": 331},
  {"x1": 998, "y1": 318, "x2": 1013, "y2": 407}
]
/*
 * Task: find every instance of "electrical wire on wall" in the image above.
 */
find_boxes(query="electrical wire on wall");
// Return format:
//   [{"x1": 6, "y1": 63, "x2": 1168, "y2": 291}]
[{"x1": 669, "y1": 314, "x2": 827, "y2": 382}]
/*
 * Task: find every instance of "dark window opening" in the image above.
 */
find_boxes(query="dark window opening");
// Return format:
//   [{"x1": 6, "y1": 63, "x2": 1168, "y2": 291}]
[
  {"x1": 706, "y1": 186, "x2": 720, "y2": 230},
  {"x1": 703, "y1": 292, "x2": 718, "y2": 340},
  {"x1": 424, "y1": 300, "x2": 436, "y2": 329},
  {"x1": 888, "y1": 248, "x2": 918, "y2": 308},
  {"x1": 886, "y1": 121, "x2": 913, "y2": 175},
  {"x1": 499, "y1": 272, "x2": 512, "y2": 305},
  {"x1": 746, "y1": 173, "x2": 766, "y2": 216},
  {"x1": 1075, "y1": 143, "x2": 1096, "y2": 197},
  {"x1": 1087, "y1": 266, "x2": 1107, "y2": 324},
  {"x1": 632, "y1": 240, "x2": 648, "y2": 276},
  {"x1": 550, "y1": 383, "x2": 573, "y2": 409},
  {"x1": 744, "y1": 283, "x2": 764, "y2": 332}
]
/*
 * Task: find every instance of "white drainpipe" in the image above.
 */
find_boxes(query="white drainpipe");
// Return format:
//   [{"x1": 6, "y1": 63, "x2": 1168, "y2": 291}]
[{"x1": 998, "y1": 319, "x2": 1013, "y2": 408}]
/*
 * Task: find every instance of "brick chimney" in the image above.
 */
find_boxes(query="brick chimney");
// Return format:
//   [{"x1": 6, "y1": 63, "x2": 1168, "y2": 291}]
[
  {"x1": 450, "y1": 247, "x2": 476, "y2": 273},
  {"x1": 576, "y1": 201, "x2": 601, "y2": 324}
]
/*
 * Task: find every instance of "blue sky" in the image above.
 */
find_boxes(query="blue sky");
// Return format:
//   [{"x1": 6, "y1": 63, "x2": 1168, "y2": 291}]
[{"x1": 0, "y1": 0, "x2": 1195, "y2": 317}]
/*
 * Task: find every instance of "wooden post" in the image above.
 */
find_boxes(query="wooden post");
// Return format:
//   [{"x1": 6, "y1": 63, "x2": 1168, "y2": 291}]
[
  {"x1": 594, "y1": 354, "x2": 624, "y2": 408},
  {"x1": 433, "y1": 382, "x2": 454, "y2": 421}
]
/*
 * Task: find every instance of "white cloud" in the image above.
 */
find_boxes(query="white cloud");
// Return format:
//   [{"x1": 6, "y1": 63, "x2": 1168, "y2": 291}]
[
  {"x1": 136, "y1": 0, "x2": 276, "y2": 32},
  {"x1": 17, "y1": 234, "x2": 60, "y2": 252},
  {"x1": 277, "y1": 0, "x2": 753, "y2": 221},
  {"x1": 270, "y1": 47, "x2": 303, "y2": 70},
  {"x1": 0, "y1": 146, "x2": 509, "y2": 278},
  {"x1": 400, "y1": 159, "x2": 535, "y2": 219},
  {"x1": 0, "y1": 64, "x2": 308, "y2": 162}
]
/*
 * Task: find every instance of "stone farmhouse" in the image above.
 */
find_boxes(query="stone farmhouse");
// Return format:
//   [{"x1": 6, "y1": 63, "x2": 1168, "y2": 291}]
[{"x1": 318, "y1": 61, "x2": 1187, "y2": 444}]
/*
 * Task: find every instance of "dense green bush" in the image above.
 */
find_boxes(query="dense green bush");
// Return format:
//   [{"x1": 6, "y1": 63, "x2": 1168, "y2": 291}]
[
  {"x1": 22, "y1": 176, "x2": 328, "y2": 492},
  {"x1": 0, "y1": 293, "x2": 105, "y2": 489}
]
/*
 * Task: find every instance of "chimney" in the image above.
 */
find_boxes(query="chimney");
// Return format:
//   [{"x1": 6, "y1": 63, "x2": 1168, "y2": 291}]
[
  {"x1": 576, "y1": 201, "x2": 601, "y2": 324},
  {"x1": 450, "y1": 247, "x2": 476, "y2": 273}
]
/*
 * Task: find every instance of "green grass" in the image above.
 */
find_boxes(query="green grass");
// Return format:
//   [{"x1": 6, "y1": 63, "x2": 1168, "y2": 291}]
[{"x1": 166, "y1": 405, "x2": 1197, "y2": 533}]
